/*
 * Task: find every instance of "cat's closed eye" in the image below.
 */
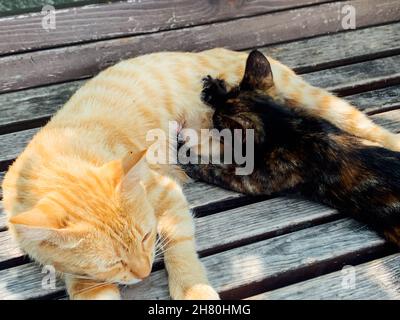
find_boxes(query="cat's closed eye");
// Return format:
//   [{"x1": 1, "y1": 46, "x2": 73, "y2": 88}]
[{"x1": 142, "y1": 231, "x2": 152, "y2": 243}]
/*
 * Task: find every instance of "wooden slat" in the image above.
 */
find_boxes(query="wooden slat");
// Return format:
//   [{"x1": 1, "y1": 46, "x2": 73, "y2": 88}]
[
  {"x1": 0, "y1": 0, "x2": 332, "y2": 56},
  {"x1": 0, "y1": 218, "x2": 387, "y2": 300},
  {"x1": 0, "y1": 203, "x2": 6, "y2": 232},
  {"x1": 0, "y1": 263, "x2": 64, "y2": 300},
  {"x1": 121, "y1": 219, "x2": 386, "y2": 300},
  {"x1": 0, "y1": 81, "x2": 82, "y2": 133},
  {"x1": 0, "y1": 128, "x2": 40, "y2": 169},
  {"x1": 0, "y1": 170, "x2": 4, "y2": 196},
  {"x1": 346, "y1": 85, "x2": 400, "y2": 114},
  {"x1": 2, "y1": 22, "x2": 400, "y2": 134},
  {"x1": 0, "y1": 230, "x2": 23, "y2": 267},
  {"x1": 250, "y1": 254, "x2": 400, "y2": 300},
  {"x1": 183, "y1": 182, "x2": 242, "y2": 212},
  {"x1": 194, "y1": 197, "x2": 340, "y2": 256},
  {"x1": 265, "y1": 23, "x2": 400, "y2": 74},
  {"x1": 2, "y1": 58, "x2": 400, "y2": 170},
  {"x1": 303, "y1": 55, "x2": 400, "y2": 95},
  {"x1": 371, "y1": 109, "x2": 400, "y2": 133},
  {"x1": 1, "y1": 0, "x2": 399, "y2": 93}
]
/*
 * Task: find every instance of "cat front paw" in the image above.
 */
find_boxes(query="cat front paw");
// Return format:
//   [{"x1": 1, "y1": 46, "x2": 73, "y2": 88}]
[
  {"x1": 201, "y1": 75, "x2": 228, "y2": 107},
  {"x1": 172, "y1": 284, "x2": 220, "y2": 300},
  {"x1": 184, "y1": 284, "x2": 220, "y2": 300}
]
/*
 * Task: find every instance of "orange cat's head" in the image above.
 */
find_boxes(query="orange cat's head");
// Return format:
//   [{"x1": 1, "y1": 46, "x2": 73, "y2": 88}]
[{"x1": 8, "y1": 151, "x2": 156, "y2": 285}]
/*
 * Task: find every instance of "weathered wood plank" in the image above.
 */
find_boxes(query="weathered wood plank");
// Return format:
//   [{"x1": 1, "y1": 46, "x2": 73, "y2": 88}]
[
  {"x1": 264, "y1": 23, "x2": 400, "y2": 74},
  {"x1": 121, "y1": 219, "x2": 386, "y2": 300},
  {"x1": 194, "y1": 197, "x2": 340, "y2": 256},
  {"x1": 250, "y1": 253, "x2": 400, "y2": 300},
  {"x1": 0, "y1": 218, "x2": 387, "y2": 300},
  {"x1": 1, "y1": 0, "x2": 399, "y2": 93},
  {"x1": 2, "y1": 23, "x2": 400, "y2": 133},
  {"x1": 0, "y1": 203, "x2": 6, "y2": 232},
  {"x1": 0, "y1": 0, "x2": 332, "y2": 56},
  {"x1": 0, "y1": 127, "x2": 40, "y2": 168},
  {"x1": 302, "y1": 55, "x2": 400, "y2": 95},
  {"x1": 0, "y1": 81, "x2": 82, "y2": 133},
  {"x1": 0, "y1": 230, "x2": 23, "y2": 267},
  {"x1": 346, "y1": 85, "x2": 400, "y2": 114},
  {"x1": 0, "y1": 262, "x2": 64, "y2": 300},
  {"x1": 0, "y1": 170, "x2": 4, "y2": 196},
  {"x1": 371, "y1": 109, "x2": 400, "y2": 133},
  {"x1": 183, "y1": 182, "x2": 242, "y2": 212}
]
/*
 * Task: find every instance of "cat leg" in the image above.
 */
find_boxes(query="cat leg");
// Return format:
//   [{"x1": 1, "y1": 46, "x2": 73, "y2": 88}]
[
  {"x1": 65, "y1": 275, "x2": 120, "y2": 300},
  {"x1": 155, "y1": 177, "x2": 219, "y2": 300},
  {"x1": 269, "y1": 57, "x2": 400, "y2": 151}
]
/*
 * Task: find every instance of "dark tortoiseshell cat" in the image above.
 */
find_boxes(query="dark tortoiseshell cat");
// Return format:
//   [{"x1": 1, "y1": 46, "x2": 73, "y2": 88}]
[{"x1": 182, "y1": 50, "x2": 400, "y2": 246}]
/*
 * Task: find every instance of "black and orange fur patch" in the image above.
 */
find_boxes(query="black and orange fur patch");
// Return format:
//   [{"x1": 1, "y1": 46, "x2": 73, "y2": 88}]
[{"x1": 180, "y1": 50, "x2": 400, "y2": 247}]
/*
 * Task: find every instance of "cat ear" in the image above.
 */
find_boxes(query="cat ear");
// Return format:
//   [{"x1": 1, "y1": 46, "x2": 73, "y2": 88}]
[
  {"x1": 100, "y1": 150, "x2": 148, "y2": 187},
  {"x1": 119, "y1": 150, "x2": 148, "y2": 193},
  {"x1": 121, "y1": 150, "x2": 148, "y2": 175},
  {"x1": 9, "y1": 198, "x2": 81, "y2": 243},
  {"x1": 241, "y1": 50, "x2": 273, "y2": 91}
]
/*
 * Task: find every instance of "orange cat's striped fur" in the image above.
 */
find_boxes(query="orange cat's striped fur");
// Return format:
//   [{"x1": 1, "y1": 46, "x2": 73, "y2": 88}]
[{"x1": 2, "y1": 48, "x2": 399, "y2": 300}]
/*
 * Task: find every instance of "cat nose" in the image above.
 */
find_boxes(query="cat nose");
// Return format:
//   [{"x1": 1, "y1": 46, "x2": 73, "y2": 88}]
[{"x1": 136, "y1": 267, "x2": 151, "y2": 279}]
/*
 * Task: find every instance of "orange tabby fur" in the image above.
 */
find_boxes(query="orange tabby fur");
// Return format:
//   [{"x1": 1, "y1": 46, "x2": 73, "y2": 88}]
[{"x1": 2, "y1": 48, "x2": 399, "y2": 300}]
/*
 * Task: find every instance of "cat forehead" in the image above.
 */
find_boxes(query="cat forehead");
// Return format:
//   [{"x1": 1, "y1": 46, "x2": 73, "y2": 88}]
[{"x1": 225, "y1": 92, "x2": 276, "y2": 112}]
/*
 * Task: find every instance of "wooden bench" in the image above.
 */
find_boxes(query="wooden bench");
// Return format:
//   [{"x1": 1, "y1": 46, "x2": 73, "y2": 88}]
[{"x1": 1, "y1": 0, "x2": 400, "y2": 300}]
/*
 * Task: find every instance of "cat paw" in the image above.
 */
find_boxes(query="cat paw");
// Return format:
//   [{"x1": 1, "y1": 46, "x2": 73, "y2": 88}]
[
  {"x1": 173, "y1": 284, "x2": 220, "y2": 300},
  {"x1": 201, "y1": 75, "x2": 228, "y2": 106},
  {"x1": 184, "y1": 284, "x2": 220, "y2": 300}
]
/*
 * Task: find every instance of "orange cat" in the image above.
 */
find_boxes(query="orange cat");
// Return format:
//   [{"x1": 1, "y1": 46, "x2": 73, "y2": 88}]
[{"x1": 2, "y1": 48, "x2": 399, "y2": 300}]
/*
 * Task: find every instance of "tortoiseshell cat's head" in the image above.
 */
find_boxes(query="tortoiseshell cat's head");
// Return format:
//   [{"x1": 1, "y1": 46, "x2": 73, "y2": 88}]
[{"x1": 202, "y1": 50, "x2": 284, "y2": 146}]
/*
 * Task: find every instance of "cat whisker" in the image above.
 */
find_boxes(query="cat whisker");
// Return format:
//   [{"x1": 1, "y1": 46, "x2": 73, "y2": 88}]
[
  {"x1": 71, "y1": 281, "x2": 116, "y2": 296},
  {"x1": 63, "y1": 272, "x2": 98, "y2": 281}
]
